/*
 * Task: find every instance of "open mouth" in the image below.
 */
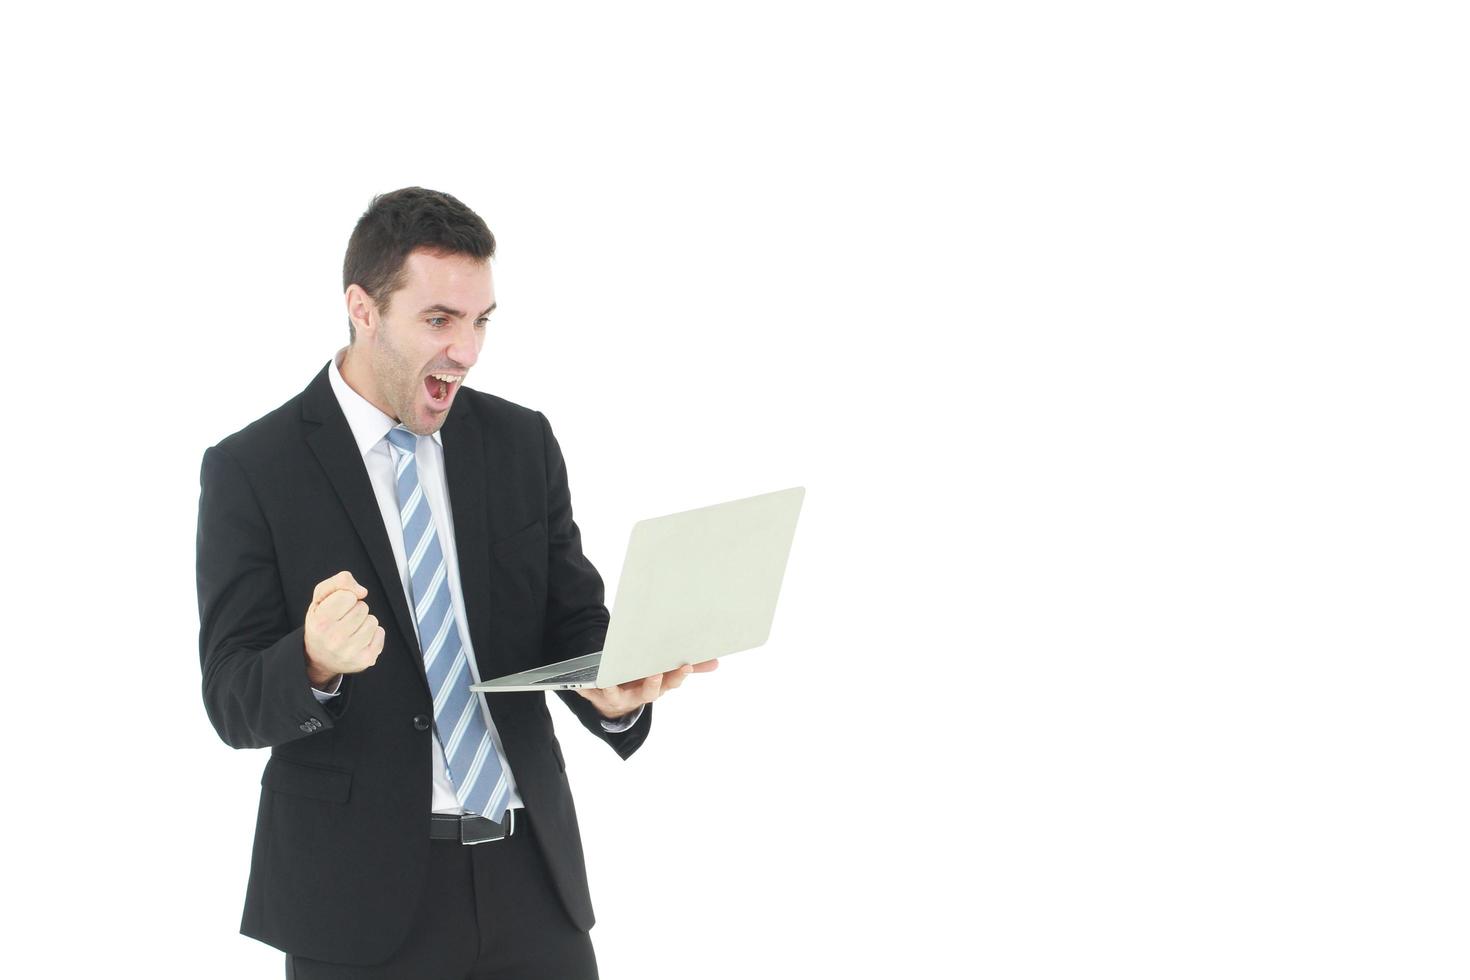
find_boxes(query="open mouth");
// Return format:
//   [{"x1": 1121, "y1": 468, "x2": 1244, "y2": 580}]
[{"x1": 424, "y1": 372, "x2": 462, "y2": 408}]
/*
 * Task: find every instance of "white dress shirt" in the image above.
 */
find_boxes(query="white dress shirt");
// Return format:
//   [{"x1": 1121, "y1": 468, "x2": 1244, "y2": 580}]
[{"x1": 313, "y1": 346, "x2": 637, "y2": 816}]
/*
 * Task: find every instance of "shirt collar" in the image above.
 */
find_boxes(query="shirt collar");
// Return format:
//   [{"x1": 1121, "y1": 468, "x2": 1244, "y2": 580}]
[{"x1": 328, "y1": 345, "x2": 443, "y2": 458}]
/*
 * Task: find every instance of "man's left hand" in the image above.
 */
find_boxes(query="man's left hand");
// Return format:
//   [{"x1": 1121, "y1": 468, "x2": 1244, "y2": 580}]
[{"x1": 576, "y1": 660, "x2": 720, "y2": 720}]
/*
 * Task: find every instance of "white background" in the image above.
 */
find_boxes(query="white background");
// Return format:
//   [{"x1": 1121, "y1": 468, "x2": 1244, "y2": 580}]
[{"x1": 4, "y1": 1, "x2": 1468, "y2": 977}]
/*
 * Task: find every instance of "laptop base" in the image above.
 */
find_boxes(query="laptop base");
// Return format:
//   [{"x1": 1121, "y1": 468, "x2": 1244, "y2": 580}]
[{"x1": 470, "y1": 652, "x2": 604, "y2": 692}]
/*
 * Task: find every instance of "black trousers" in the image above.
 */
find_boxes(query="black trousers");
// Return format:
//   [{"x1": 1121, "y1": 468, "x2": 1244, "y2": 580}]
[{"x1": 285, "y1": 809, "x2": 598, "y2": 980}]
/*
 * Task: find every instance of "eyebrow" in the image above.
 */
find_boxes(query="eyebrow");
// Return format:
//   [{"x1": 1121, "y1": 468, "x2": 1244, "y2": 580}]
[{"x1": 417, "y1": 302, "x2": 497, "y2": 318}]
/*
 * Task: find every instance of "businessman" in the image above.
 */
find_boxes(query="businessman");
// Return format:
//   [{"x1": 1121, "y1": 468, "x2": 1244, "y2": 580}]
[{"x1": 196, "y1": 187, "x2": 715, "y2": 978}]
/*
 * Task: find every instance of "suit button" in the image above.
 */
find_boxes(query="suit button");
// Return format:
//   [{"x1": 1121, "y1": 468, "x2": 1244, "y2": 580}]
[
  {"x1": 412, "y1": 714, "x2": 431, "y2": 731},
  {"x1": 299, "y1": 721, "x2": 313, "y2": 733}
]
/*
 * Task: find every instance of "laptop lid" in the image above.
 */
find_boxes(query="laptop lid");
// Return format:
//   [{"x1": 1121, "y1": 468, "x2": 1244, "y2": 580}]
[{"x1": 593, "y1": 486, "x2": 806, "y2": 686}]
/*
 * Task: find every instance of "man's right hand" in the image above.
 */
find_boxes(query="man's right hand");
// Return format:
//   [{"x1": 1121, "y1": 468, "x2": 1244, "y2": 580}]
[{"x1": 303, "y1": 570, "x2": 385, "y2": 689}]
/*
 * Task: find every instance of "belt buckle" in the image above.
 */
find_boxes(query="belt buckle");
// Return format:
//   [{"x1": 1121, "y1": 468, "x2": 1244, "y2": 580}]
[{"x1": 460, "y1": 809, "x2": 514, "y2": 845}]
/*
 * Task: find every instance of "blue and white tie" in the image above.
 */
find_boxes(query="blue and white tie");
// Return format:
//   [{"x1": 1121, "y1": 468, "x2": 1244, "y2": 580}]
[{"x1": 386, "y1": 425, "x2": 509, "y2": 823}]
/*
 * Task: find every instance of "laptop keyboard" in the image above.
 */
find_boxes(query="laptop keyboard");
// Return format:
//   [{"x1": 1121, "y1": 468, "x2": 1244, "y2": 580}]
[{"x1": 541, "y1": 664, "x2": 600, "y2": 685}]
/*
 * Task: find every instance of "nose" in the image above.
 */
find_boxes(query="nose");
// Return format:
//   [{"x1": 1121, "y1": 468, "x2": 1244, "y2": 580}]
[{"x1": 446, "y1": 318, "x2": 481, "y2": 372}]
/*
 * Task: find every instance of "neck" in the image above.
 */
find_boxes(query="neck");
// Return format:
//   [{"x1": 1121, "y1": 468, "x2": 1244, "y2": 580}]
[{"x1": 339, "y1": 345, "x2": 400, "y2": 421}]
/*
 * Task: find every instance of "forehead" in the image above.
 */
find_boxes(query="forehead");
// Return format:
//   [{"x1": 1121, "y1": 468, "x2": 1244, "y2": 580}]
[{"x1": 396, "y1": 248, "x2": 495, "y2": 305}]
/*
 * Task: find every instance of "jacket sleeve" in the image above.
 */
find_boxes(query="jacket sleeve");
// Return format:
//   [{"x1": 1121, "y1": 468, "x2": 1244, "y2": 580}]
[
  {"x1": 196, "y1": 444, "x2": 342, "y2": 749},
  {"x1": 537, "y1": 411, "x2": 652, "y2": 759}
]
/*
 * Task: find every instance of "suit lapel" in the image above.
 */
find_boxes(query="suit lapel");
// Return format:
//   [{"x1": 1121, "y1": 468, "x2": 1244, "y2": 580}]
[{"x1": 299, "y1": 365, "x2": 425, "y2": 681}]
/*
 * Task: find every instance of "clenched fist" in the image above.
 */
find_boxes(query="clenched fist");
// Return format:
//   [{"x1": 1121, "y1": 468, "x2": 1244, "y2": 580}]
[{"x1": 303, "y1": 570, "x2": 385, "y2": 689}]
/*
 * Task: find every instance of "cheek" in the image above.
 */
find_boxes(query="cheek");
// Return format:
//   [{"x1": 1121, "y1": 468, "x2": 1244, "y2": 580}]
[{"x1": 396, "y1": 354, "x2": 421, "y2": 390}]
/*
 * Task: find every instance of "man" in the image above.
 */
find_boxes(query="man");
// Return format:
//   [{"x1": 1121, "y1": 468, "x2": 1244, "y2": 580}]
[{"x1": 196, "y1": 186, "x2": 714, "y2": 978}]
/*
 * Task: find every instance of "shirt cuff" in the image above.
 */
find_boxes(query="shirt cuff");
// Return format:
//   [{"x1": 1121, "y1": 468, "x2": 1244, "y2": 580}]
[
  {"x1": 599, "y1": 703, "x2": 645, "y2": 733},
  {"x1": 310, "y1": 675, "x2": 343, "y2": 702}
]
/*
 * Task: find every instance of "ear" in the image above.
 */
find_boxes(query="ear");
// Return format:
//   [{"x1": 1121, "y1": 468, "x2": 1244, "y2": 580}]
[{"x1": 345, "y1": 284, "x2": 379, "y2": 339}]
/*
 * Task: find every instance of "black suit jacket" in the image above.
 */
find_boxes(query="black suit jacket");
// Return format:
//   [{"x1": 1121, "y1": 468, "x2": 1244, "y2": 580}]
[{"x1": 195, "y1": 361, "x2": 651, "y2": 964}]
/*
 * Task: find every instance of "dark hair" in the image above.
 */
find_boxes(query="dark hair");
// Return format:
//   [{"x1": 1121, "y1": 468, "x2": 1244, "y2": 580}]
[{"x1": 342, "y1": 187, "x2": 497, "y2": 342}]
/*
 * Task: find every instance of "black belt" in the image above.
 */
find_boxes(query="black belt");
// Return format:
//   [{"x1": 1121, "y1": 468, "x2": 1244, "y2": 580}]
[{"x1": 430, "y1": 809, "x2": 517, "y2": 845}]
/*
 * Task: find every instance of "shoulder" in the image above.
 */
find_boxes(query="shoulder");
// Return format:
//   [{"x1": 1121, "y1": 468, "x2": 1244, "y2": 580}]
[
  {"x1": 454, "y1": 385, "x2": 543, "y2": 428},
  {"x1": 206, "y1": 388, "x2": 309, "y2": 473},
  {"x1": 453, "y1": 385, "x2": 565, "y2": 451}
]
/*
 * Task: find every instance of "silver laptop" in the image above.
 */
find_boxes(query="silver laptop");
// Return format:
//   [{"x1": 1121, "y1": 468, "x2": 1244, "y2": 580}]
[{"x1": 471, "y1": 486, "x2": 805, "y2": 692}]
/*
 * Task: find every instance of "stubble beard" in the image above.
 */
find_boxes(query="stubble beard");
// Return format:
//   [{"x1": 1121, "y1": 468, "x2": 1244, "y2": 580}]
[{"x1": 375, "y1": 332, "x2": 436, "y2": 437}]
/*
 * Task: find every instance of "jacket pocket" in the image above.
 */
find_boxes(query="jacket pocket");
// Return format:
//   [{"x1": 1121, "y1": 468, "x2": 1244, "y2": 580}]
[
  {"x1": 491, "y1": 518, "x2": 549, "y2": 610},
  {"x1": 261, "y1": 756, "x2": 352, "y2": 804},
  {"x1": 491, "y1": 518, "x2": 546, "y2": 556}
]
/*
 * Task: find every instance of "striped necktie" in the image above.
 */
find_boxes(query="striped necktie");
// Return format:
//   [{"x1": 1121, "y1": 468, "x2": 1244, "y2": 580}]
[{"x1": 386, "y1": 425, "x2": 510, "y2": 823}]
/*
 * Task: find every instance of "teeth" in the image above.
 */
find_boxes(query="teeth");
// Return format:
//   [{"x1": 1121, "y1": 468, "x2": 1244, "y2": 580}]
[{"x1": 430, "y1": 373, "x2": 462, "y2": 383}]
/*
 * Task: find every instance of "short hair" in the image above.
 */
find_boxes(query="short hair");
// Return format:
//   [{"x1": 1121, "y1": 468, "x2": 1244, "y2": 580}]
[{"x1": 342, "y1": 187, "x2": 497, "y2": 342}]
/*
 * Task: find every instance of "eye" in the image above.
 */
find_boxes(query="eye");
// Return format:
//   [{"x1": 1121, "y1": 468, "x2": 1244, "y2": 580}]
[
  {"x1": 428, "y1": 316, "x2": 448, "y2": 328},
  {"x1": 475, "y1": 318, "x2": 489, "y2": 329}
]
